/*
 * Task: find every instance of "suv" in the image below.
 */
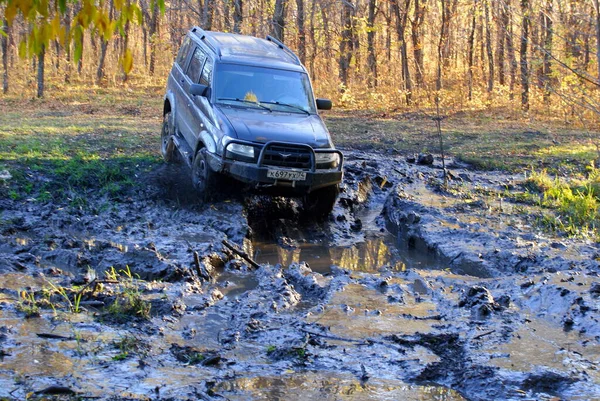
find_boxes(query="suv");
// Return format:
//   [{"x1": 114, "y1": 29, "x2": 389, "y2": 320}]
[{"x1": 161, "y1": 27, "x2": 343, "y2": 216}]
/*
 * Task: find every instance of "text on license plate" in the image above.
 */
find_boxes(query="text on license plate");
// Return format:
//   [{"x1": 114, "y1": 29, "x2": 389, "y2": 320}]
[{"x1": 267, "y1": 170, "x2": 307, "y2": 181}]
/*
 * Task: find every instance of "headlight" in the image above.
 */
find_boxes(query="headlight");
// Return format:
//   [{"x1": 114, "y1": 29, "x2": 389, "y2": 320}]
[
  {"x1": 315, "y1": 152, "x2": 340, "y2": 168},
  {"x1": 228, "y1": 143, "x2": 255, "y2": 158}
]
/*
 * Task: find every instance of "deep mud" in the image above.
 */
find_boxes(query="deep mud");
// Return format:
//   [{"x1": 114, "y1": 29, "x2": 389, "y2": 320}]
[{"x1": 1, "y1": 150, "x2": 599, "y2": 400}]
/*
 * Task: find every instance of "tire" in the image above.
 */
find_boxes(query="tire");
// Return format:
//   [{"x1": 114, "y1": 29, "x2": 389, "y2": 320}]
[
  {"x1": 303, "y1": 184, "x2": 339, "y2": 220},
  {"x1": 161, "y1": 111, "x2": 179, "y2": 163},
  {"x1": 191, "y1": 148, "x2": 218, "y2": 201}
]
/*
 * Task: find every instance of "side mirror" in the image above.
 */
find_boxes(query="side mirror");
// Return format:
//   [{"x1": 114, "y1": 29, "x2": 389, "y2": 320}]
[
  {"x1": 316, "y1": 98, "x2": 332, "y2": 110},
  {"x1": 190, "y1": 84, "x2": 209, "y2": 97}
]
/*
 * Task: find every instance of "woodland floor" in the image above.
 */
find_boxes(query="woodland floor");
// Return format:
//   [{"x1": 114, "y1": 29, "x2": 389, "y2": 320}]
[{"x1": 0, "y1": 86, "x2": 599, "y2": 400}]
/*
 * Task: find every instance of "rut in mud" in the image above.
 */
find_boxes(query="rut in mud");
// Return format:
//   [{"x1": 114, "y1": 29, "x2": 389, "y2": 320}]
[{"x1": 0, "y1": 150, "x2": 599, "y2": 400}]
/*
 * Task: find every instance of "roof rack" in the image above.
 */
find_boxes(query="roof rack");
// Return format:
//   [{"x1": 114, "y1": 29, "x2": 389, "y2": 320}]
[
  {"x1": 191, "y1": 26, "x2": 222, "y2": 58},
  {"x1": 266, "y1": 35, "x2": 301, "y2": 65}
]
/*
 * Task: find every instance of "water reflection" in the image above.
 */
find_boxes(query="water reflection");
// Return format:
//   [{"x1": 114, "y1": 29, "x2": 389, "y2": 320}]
[
  {"x1": 214, "y1": 372, "x2": 465, "y2": 401},
  {"x1": 249, "y1": 235, "x2": 406, "y2": 274}
]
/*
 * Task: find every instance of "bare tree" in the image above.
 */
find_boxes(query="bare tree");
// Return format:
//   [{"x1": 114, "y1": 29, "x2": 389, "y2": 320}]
[
  {"x1": 520, "y1": 0, "x2": 530, "y2": 111},
  {"x1": 595, "y1": 0, "x2": 600, "y2": 82},
  {"x1": 467, "y1": 0, "x2": 477, "y2": 100},
  {"x1": 390, "y1": 0, "x2": 412, "y2": 103},
  {"x1": 233, "y1": 0, "x2": 243, "y2": 33},
  {"x1": 1, "y1": 18, "x2": 8, "y2": 94},
  {"x1": 296, "y1": 0, "x2": 306, "y2": 63},
  {"x1": 410, "y1": 0, "x2": 427, "y2": 87},
  {"x1": 272, "y1": 0, "x2": 287, "y2": 41},
  {"x1": 436, "y1": 0, "x2": 457, "y2": 91},
  {"x1": 540, "y1": 0, "x2": 553, "y2": 103},
  {"x1": 484, "y1": 0, "x2": 493, "y2": 93},
  {"x1": 366, "y1": 0, "x2": 377, "y2": 88},
  {"x1": 339, "y1": 0, "x2": 355, "y2": 89},
  {"x1": 37, "y1": 44, "x2": 45, "y2": 98}
]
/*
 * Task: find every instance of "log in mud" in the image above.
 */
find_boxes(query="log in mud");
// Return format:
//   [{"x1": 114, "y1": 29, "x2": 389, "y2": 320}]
[{"x1": 0, "y1": 150, "x2": 599, "y2": 400}]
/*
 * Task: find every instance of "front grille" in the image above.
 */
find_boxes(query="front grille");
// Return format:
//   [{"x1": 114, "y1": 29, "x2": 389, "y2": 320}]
[{"x1": 262, "y1": 144, "x2": 312, "y2": 169}]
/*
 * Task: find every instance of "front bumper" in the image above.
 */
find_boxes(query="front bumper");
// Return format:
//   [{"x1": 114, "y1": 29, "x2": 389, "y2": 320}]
[{"x1": 206, "y1": 140, "x2": 344, "y2": 194}]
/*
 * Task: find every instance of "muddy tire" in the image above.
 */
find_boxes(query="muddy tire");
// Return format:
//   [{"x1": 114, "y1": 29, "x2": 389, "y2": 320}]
[
  {"x1": 192, "y1": 148, "x2": 219, "y2": 201},
  {"x1": 303, "y1": 184, "x2": 339, "y2": 220},
  {"x1": 161, "y1": 112, "x2": 179, "y2": 163}
]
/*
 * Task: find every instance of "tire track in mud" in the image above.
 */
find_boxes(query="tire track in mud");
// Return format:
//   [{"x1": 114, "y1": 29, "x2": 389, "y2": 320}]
[{"x1": 0, "y1": 151, "x2": 599, "y2": 400}]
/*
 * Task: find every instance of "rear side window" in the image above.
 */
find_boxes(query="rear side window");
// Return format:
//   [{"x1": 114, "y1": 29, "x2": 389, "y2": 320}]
[
  {"x1": 176, "y1": 37, "x2": 192, "y2": 68},
  {"x1": 186, "y1": 47, "x2": 207, "y2": 83},
  {"x1": 200, "y1": 58, "x2": 213, "y2": 86}
]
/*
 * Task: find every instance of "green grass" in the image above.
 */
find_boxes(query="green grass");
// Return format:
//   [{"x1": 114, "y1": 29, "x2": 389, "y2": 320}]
[
  {"x1": 0, "y1": 87, "x2": 163, "y2": 204},
  {"x1": 523, "y1": 166, "x2": 600, "y2": 238}
]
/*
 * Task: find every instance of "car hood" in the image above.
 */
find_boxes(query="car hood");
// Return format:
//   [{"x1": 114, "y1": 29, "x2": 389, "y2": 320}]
[{"x1": 219, "y1": 107, "x2": 332, "y2": 148}]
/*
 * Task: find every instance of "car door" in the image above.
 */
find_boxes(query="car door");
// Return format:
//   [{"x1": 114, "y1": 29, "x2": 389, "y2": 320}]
[
  {"x1": 180, "y1": 46, "x2": 207, "y2": 148},
  {"x1": 171, "y1": 36, "x2": 193, "y2": 135},
  {"x1": 189, "y1": 57, "x2": 219, "y2": 153}
]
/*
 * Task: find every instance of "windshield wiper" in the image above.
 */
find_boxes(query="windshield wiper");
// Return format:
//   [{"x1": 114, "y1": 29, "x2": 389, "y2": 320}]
[
  {"x1": 217, "y1": 97, "x2": 271, "y2": 112},
  {"x1": 259, "y1": 101, "x2": 310, "y2": 115}
]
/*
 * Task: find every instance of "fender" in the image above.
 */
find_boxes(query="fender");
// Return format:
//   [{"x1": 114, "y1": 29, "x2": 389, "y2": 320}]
[
  {"x1": 163, "y1": 91, "x2": 176, "y2": 122},
  {"x1": 196, "y1": 131, "x2": 217, "y2": 154}
]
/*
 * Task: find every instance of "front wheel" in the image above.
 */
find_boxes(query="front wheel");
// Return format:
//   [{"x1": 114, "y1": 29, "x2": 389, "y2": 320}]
[
  {"x1": 161, "y1": 112, "x2": 179, "y2": 163},
  {"x1": 303, "y1": 185, "x2": 339, "y2": 220},
  {"x1": 192, "y1": 148, "x2": 218, "y2": 202}
]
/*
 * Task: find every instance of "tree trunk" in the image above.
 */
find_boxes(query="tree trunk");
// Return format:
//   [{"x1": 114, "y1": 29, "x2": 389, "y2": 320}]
[
  {"x1": 64, "y1": 9, "x2": 71, "y2": 83},
  {"x1": 366, "y1": 0, "x2": 377, "y2": 88},
  {"x1": 484, "y1": 0, "x2": 494, "y2": 93},
  {"x1": 272, "y1": 0, "x2": 286, "y2": 41},
  {"x1": 520, "y1": 0, "x2": 530, "y2": 111},
  {"x1": 1, "y1": 19, "x2": 8, "y2": 94},
  {"x1": 467, "y1": 0, "x2": 476, "y2": 100},
  {"x1": 37, "y1": 45, "x2": 45, "y2": 98},
  {"x1": 149, "y1": 0, "x2": 160, "y2": 76},
  {"x1": 233, "y1": 0, "x2": 243, "y2": 33},
  {"x1": 595, "y1": 0, "x2": 600, "y2": 82},
  {"x1": 202, "y1": 0, "x2": 214, "y2": 29},
  {"x1": 391, "y1": 0, "x2": 412, "y2": 104},
  {"x1": 411, "y1": 0, "x2": 426, "y2": 87},
  {"x1": 436, "y1": 0, "x2": 451, "y2": 91},
  {"x1": 541, "y1": 0, "x2": 553, "y2": 103},
  {"x1": 339, "y1": 0, "x2": 355, "y2": 90},
  {"x1": 505, "y1": 0, "x2": 517, "y2": 99},
  {"x1": 308, "y1": 0, "x2": 316, "y2": 80},
  {"x1": 320, "y1": 1, "x2": 331, "y2": 61},
  {"x1": 123, "y1": 0, "x2": 131, "y2": 81},
  {"x1": 496, "y1": 0, "x2": 508, "y2": 85},
  {"x1": 296, "y1": 0, "x2": 306, "y2": 64}
]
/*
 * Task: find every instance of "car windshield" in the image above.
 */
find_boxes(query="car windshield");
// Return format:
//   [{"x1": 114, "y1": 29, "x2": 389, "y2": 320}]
[{"x1": 214, "y1": 64, "x2": 316, "y2": 114}]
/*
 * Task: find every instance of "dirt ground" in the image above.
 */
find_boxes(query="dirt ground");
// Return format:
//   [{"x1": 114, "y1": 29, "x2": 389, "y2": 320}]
[{"x1": 1, "y1": 144, "x2": 599, "y2": 401}]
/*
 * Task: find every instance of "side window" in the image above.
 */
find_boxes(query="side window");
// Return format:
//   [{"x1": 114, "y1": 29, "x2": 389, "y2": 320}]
[
  {"x1": 186, "y1": 47, "x2": 207, "y2": 83},
  {"x1": 200, "y1": 58, "x2": 213, "y2": 86},
  {"x1": 176, "y1": 37, "x2": 191, "y2": 68}
]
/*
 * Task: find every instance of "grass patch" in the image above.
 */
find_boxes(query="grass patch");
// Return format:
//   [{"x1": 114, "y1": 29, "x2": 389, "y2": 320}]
[
  {"x1": 104, "y1": 266, "x2": 151, "y2": 323},
  {"x1": 523, "y1": 166, "x2": 600, "y2": 238},
  {"x1": 0, "y1": 87, "x2": 163, "y2": 204}
]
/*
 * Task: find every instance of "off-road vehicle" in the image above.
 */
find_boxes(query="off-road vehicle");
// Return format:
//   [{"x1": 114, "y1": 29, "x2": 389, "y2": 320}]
[{"x1": 161, "y1": 27, "x2": 343, "y2": 216}]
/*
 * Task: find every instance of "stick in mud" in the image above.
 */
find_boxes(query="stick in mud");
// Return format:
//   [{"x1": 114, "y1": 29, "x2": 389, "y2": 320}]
[{"x1": 222, "y1": 239, "x2": 260, "y2": 269}]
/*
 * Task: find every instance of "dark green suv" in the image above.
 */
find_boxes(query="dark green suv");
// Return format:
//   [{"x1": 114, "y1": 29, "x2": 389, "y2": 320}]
[{"x1": 162, "y1": 27, "x2": 343, "y2": 216}]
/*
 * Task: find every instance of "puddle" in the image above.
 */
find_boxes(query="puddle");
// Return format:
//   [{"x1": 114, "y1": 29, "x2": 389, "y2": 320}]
[
  {"x1": 483, "y1": 317, "x2": 600, "y2": 381},
  {"x1": 307, "y1": 284, "x2": 439, "y2": 339},
  {"x1": 214, "y1": 372, "x2": 465, "y2": 401},
  {"x1": 250, "y1": 234, "x2": 406, "y2": 274}
]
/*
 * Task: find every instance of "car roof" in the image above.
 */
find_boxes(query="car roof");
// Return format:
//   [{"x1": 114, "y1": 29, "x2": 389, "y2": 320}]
[{"x1": 189, "y1": 28, "x2": 306, "y2": 72}]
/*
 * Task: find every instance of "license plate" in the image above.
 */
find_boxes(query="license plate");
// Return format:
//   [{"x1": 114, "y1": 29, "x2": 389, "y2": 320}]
[{"x1": 267, "y1": 169, "x2": 307, "y2": 181}]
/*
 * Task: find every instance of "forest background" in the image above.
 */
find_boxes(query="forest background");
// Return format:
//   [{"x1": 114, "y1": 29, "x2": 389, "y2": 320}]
[{"x1": 1, "y1": 0, "x2": 600, "y2": 117}]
